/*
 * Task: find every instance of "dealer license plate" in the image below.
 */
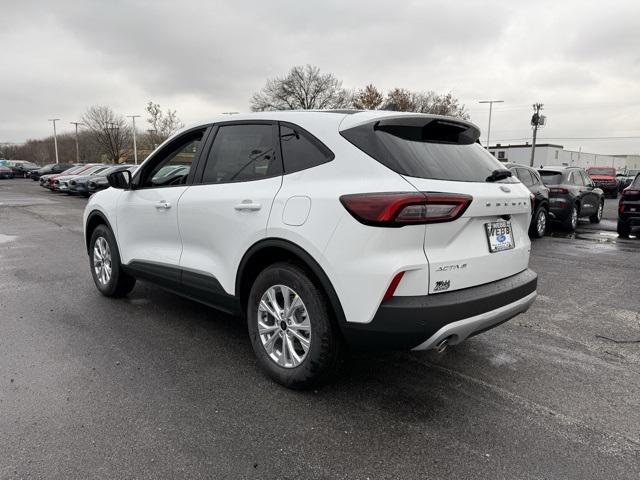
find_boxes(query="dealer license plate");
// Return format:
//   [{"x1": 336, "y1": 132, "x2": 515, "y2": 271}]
[{"x1": 485, "y1": 221, "x2": 515, "y2": 253}]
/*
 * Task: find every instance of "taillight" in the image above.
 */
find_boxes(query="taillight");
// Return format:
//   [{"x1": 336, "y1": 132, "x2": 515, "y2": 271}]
[
  {"x1": 339, "y1": 192, "x2": 472, "y2": 227},
  {"x1": 549, "y1": 187, "x2": 569, "y2": 194}
]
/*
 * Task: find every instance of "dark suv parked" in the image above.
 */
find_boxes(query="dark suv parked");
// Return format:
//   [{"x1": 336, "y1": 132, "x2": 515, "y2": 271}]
[
  {"x1": 617, "y1": 173, "x2": 640, "y2": 238},
  {"x1": 506, "y1": 163, "x2": 549, "y2": 238},
  {"x1": 538, "y1": 166, "x2": 605, "y2": 231}
]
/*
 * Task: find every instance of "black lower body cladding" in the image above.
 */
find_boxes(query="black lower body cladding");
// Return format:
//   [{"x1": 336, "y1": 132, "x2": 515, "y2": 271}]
[{"x1": 341, "y1": 269, "x2": 538, "y2": 350}]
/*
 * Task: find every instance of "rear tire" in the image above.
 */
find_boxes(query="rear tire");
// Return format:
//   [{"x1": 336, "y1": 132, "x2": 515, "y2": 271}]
[
  {"x1": 562, "y1": 205, "x2": 578, "y2": 231},
  {"x1": 247, "y1": 262, "x2": 343, "y2": 389},
  {"x1": 589, "y1": 201, "x2": 604, "y2": 223},
  {"x1": 529, "y1": 207, "x2": 547, "y2": 238},
  {"x1": 617, "y1": 220, "x2": 631, "y2": 239},
  {"x1": 89, "y1": 225, "x2": 136, "y2": 297}
]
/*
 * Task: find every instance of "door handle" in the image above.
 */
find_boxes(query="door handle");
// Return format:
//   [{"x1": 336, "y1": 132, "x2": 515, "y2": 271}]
[
  {"x1": 155, "y1": 200, "x2": 171, "y2": 210},
  {"x1": 234, "y1": 200, "x2": 262, "y2": 211}
]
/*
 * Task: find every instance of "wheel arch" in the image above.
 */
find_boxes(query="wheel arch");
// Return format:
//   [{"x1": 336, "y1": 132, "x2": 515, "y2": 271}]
[
  {"x1": 236, "y1": 238, "x2": 347, "y2": 327},
  {"x1": 85, "y1": 210, "x2": 114, "y2": 255}
]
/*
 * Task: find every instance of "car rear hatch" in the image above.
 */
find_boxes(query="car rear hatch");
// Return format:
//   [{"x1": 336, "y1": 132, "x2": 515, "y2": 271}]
[{"x1": 341, "y1": 114, "x2": 532, "y2": 294}]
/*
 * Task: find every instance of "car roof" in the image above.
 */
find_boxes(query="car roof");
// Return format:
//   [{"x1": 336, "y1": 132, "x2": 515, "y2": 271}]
[
  {"x1": 185, "y1": 109, "x2": 480, "y2": 134},
  {"x1": 539, "y1": 165, "x2": 583, "y2": 171}
]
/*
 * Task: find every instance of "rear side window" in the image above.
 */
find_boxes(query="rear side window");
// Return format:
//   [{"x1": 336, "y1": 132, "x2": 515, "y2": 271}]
[
  {"x1": 517, "y1": 168, "x2": 534, "y2": 187},
  {"x1": 279, "y1": 125, "x2": 333, "y2": 173},
  {"x1": 201, "y1": 124, "x2": 281, "y2": 184},
  {"x1": 341, "y1": 120, "x2": 514, "y2": 183},
  {"x1": 571, "y1": 171, "x2": 584, "y2": 186},
  {"x1": 632, "y1": 175, "x2": 640, "y2": 186}
]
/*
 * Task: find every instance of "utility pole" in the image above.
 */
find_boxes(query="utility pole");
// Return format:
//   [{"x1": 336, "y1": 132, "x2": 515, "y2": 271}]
[
  {"x1": 529, "y1": 103, "x2": 544, "y2": 167},
  {"x1": 70, "y1": 121, "x2": 83, "y2": 163},
  {"x1": 478, "y1": 100, "x2": 504, "y2": 149},
  {"x1": 127, "y1": 115, "x2": 141, "y2": 165},
  {"x1": 48, "y1": 118, "x2": 60, "y2": 164}
]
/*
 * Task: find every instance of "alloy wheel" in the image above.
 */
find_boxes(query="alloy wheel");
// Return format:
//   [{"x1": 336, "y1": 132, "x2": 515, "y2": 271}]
[
  {"x1": 537, "y1": 210, "x2": 547, "y2": 236},
  {"x1": 597, "y1": 202, "x2": 603, "y2": 220},
  {"x1": 257, "y1": 285, "x2": 311, "y2": 368},
  {"x1": 93, "y1": 237, "x2": 112, "y2": 286}
]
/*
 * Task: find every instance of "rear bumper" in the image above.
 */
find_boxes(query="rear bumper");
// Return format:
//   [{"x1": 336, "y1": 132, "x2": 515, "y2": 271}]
[{"x1": 341, "y1": 269, "x2": 537, "y2": 350}]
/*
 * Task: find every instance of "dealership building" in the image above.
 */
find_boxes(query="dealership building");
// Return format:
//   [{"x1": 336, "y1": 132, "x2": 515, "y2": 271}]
[{"x1": 488, "y1": 143, "x2": 640, "y2": 172}]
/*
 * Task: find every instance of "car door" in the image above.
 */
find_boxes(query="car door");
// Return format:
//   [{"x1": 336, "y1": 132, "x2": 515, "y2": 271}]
[
  {"x1": 580, "y1": 170, "x2": 601, "y2": 211},
  {"x1": 115, "y1": 127, "x2": 208, "y2": 277},
  {"x1": 570, "y1": 170, "x2": 594, "y2": 216},
  {"x1": 178, "y1": 122, "x2": 283, "y2": 297}
]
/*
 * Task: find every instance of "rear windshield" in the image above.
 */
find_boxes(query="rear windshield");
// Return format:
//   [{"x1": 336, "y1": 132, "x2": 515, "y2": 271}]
[
  {"x1": 539, "y1": 170, "x2": 564, "y2": 185},
  {"x1": 587, "y1": 168, "x2": 615, "y2": 176},
  {"x1": 341, "y1": 122, "x2": 515, "y2": 183}
]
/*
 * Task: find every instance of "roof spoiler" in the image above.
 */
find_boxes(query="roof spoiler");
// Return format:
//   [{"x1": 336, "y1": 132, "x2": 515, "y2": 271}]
[{"x1": 345, "y1": 115, "x2": 481, "y2": 145}]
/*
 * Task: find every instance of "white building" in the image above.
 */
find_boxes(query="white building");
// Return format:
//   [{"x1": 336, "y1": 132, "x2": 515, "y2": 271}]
[{"x1": 488, "y1": 143, "x2": 640, "y2": 172}]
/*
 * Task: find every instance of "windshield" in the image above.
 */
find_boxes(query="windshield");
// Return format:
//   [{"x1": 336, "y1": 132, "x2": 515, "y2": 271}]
[
  {"x1": 587, "y1": 168, "x2": 615, "y2": 176},
  {"x1": 539, "y1": 170, "x2": 564, "y2": 185}
]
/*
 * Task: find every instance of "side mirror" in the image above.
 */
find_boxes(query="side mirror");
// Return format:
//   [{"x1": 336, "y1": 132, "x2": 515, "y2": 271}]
[{"x1": 107, "y1": 170, "x2": 132, "y2": 189}]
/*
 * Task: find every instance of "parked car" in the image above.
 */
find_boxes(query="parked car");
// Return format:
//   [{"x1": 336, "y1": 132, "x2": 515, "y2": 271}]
[
  {"x1": 0, "y1": 166, "x2": 14, "y2": 179},
  {"x1": 55, "y1": 165, "x2": 108, "y2": 192},
  {"x1": 72, "y1": 165, "x2": 136, "y2": 196},
  {"x1": 7, "y1": 160, "x2": 40, "y2": 178},
  {"x1": 617, "y1": 173, "x2": 640, "y2": 238},
  {"x1": 84, "y1": 111, "x2": 537, "y2": 389},
  {"x1": 31, "y1": 163, "x2": 75, "y2": 181},
  {"x1": 506, "y1": 163, "x2": 549, "y2": 238},
  {"x1": 586, "y1": 166, "x2": 618, "y2": 198},
  {"x1": 41, "y1": 164, "x2": 87, "y2": 189},
  {"x1": 45, "y1": 164, "x2": 101, "y2": 190},
  {"x1": 538, "y1": 166, "x2": 605, "y2": 231},
  {"x1": 618, "y1": 169, "x2": 640, "y2": 192}
]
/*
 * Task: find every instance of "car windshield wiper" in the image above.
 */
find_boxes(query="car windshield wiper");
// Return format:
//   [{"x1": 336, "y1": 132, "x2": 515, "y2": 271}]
[{"x1": 486, "y1": 169, "x2": 512, "y2": 182}]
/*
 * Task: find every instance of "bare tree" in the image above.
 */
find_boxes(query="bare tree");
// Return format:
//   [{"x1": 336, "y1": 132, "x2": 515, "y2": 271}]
[
  {"x1": 145, "y1": 102, "x2": 184, "y2": 144},
  {"x1": 382, "y1": 88, "x2": 470, "y2": 119},
  {"x1": 82, "y1": 106, "x2": 131, "y2": 163},
  {"x1": 352, "y1": 84, "x2": 384, "y2": 110},
  {"x1": 250, "y1": 65, "x2": 352, "y2": 111}
]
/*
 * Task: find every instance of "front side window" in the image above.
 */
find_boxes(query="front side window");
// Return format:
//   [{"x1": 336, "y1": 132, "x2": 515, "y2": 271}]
[
  {"x1": 279, "y1": 125, "x2": 333, "y2": 173},
  {"x1": 201, "y1": 124, "x2": 280, "y2": 184},
  {"x1": 581, "y1": 171, "x2": 594, "y2": 187},
  {"x1": 140, "y1": 129, "x2": 204, "y2": 188}
]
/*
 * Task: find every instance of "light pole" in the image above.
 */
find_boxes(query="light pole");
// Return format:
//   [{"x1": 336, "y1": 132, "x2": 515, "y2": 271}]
[
  {"x1": 48, "y1": 118, "x2": 60, "y2": 163},
  {"x1": 70, "y1": 121, "x2": 83, "y2": 163},
  {"x1": 478, "y1": 100, "x2": 504, "y2": 150},
  {"x1": 127, "y1": 115, "x2": 141, "y2": 164}
]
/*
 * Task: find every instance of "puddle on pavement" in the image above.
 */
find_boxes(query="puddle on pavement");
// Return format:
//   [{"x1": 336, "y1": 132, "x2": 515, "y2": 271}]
[
  {"x1": 0, "y1": 233, "x2": 18, "y2": 244},
  {"x1": 547, "y1": 230, "x2": 638, "y2": 244}
]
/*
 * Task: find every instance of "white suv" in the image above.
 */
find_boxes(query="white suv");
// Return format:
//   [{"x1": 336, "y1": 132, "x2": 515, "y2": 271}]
[{"x1": 83, "y1": 110, "x2": 537, "y2": 388}]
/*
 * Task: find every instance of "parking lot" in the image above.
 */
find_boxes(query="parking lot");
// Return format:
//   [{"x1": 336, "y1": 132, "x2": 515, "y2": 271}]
[{"x1": 1, "y1": 178, "x2": 639, "y2": 479}]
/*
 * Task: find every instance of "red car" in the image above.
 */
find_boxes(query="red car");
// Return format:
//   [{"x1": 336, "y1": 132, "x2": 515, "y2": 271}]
[{"x1": 587, "y1": 167, "x2": 618, "y2": 198}]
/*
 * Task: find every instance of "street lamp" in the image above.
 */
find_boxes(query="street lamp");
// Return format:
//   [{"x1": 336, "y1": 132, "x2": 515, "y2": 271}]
[
  {"x1": 478, "y1": 100, "x2": 504, "y2": 150},
  {"x1": 70, "y1": 121, "x2": 84, "y2": 163},
  {"x1": 48, "y1": 118, "x2": 60, "y2": 163},
  {"x1": 127, "y1": 115, "x2": 141, "y2": 165}
]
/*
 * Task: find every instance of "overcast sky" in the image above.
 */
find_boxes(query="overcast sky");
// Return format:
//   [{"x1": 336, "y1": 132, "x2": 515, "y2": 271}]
[{"x1": 2, "y1": 0, "x2": 640, "y2": 154}]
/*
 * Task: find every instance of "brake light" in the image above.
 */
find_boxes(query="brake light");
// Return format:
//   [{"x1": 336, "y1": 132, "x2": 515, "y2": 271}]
[
  {"x1": 382, "y1": 271, "x2": 405, "y2": 302},
  {"x1": 339, "y1": 192, "x2": 472, "y2": 227},
  {"x1": 549, "y1": 187, "x2": 569, "y2": 194}
]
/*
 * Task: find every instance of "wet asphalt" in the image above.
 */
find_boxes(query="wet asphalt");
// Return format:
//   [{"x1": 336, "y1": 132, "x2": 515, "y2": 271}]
[{"x1": 1, "y1": 179, "x2": 639, "y2": 480}]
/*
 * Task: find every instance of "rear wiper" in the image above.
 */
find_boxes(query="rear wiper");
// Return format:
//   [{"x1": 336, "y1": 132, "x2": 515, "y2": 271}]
[{"x1": 486, "y1": 169, "x2": 512, "y2": 182}]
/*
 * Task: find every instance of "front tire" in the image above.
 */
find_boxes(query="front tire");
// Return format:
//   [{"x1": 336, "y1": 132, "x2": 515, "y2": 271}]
[
  {"x1": 589, "y1": 201, "x2": 604, "y2": 223},
  {"x1": 247, "y1": 262, "x2": 343, "y2": 389},
  {"x1": 89, "y1": 225, "x2": 136, "y2": 297}
]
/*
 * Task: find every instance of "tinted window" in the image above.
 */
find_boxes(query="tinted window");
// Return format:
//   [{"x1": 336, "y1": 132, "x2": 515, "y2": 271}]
[
  {"x1": 539, "y1": 170, "x2": 563, "y2": 185},
  {"x1": 517, "y1": 168, "x2": 534, "y2": 187},
  {"x1": 570, "y1": 171, "x2": 584, "y2": 186},
  {"x1": 342, "y1": 121, "x2": 516, "y2": 183},
  {"x1": 280, "y1": 125, "x2": 333, "y2": 173},
  {"x1": 201, "y1": 124, "x2": 280, "y2": 184},
  {"x1": 581, "y1": 171, "x2": 594, "y2": 187},
  {"x1": 141, "y1": 129, "x2": 204, "y2": 188}
]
